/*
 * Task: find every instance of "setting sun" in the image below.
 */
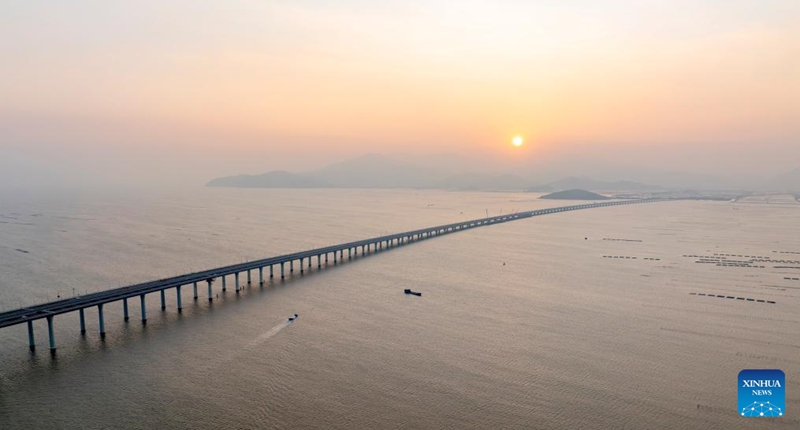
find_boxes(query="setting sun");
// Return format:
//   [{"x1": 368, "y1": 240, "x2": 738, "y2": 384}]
[{"x1": 512, "y1": 136, "x2": 524, "y2": 147}]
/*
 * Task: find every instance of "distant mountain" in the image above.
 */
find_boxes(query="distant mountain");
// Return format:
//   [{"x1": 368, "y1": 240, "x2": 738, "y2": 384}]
[
  {"x1": 641, "y1": 170, "x2": 725, "y2": 190},
  {"x1": 529, "y1": 176, "x2": 657, "y2": 192},
  {"x1": 207, "y1": 171, "x2": 328, "y2": 188},
  {"x1": 540, "y1": 189, "x2": 611, "y2": 200},
  {"x1": 526, "y1": 183, "x2": 555, "y2": 193},
  {"x1": 207, "y1": 155, "x2": 676, "y2": 192},
  {"x1": 438, "y1": 172, "x2": 529, "y2": 191},
  {"x1": 312, "y1": 154, "x2": 441, "y2": 188}
]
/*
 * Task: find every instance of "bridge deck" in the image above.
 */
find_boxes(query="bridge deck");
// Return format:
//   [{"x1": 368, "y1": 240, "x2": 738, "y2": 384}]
[{"x1": 0, "y1": 198, "x2": 668, "y2": 330}]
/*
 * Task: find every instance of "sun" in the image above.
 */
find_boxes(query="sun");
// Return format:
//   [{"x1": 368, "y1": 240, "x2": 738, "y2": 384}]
[{"x1": 512, "y1": 136, "x2": 524, "y2": 147}]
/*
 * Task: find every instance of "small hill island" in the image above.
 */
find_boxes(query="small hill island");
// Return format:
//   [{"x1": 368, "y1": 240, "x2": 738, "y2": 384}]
[{"x1": 540, "y1": 189, "x2": 611, "y2": 200}]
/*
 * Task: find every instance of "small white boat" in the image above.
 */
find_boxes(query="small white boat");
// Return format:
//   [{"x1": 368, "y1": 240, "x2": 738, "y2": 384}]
[{"x1": 288, "y1": 313, "x2": 298, "y2": 321}]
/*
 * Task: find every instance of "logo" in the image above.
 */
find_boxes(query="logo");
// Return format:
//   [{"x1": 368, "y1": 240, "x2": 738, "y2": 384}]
[{"x1": 738, "y1": 369, "x2": 785, "y2": 417}]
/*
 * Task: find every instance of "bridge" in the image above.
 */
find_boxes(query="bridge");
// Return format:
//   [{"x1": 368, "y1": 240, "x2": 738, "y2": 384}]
[{"x1": 0, "y1": 198, "x2": 671, "y2": 353}]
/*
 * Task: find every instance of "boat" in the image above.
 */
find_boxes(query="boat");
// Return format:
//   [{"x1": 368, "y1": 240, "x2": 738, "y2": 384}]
[
  {"x1": 404, "y1": 289, "x2": 422, "y2": 297},
  {"x1": 288, "y1": 313, "x2": 298, "y2": 321}
]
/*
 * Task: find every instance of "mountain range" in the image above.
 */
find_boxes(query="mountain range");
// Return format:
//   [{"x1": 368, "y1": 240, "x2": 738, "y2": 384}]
[{"x1": 207, "y1": 154, "x2": 799, "y2": 193}]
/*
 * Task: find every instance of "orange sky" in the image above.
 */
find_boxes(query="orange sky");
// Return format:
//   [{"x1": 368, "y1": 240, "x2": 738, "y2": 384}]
[{"x1": 1, "y1": 1, "x2": 799, "y2": 186}]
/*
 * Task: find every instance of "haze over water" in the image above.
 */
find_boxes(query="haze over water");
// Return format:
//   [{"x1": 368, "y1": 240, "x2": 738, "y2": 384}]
[{"x1": 1, "y1": 189, "x2": 799, "y2": 429}]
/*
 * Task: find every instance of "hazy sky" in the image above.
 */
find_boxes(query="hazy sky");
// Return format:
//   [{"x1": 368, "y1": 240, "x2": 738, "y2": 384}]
[{"x1": 1, "y1": 0, "x2": 798, "y2": 187}]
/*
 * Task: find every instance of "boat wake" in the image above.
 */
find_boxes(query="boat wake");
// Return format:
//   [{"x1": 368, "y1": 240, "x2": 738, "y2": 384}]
[
  {"x1": 244, "y1": 320, "x2": 292, "y2": 349},
  {"x1": 198, "y1": 320, "x2": 294, "y2": 373}
]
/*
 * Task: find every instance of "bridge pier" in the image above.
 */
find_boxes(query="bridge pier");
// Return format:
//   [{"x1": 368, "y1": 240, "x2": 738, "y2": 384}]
[
  {"x1": 176, "y1": 286, "x2": 183, "y2": 313},
  {"x1": 270, "y1": 265, "x2": 274, "y2": 279},
  {"x1": 247, "y1": 270, "x2": 251, "y2": 284},
  {"x1": 334, "y1": 251, "x2": 337, "y2": 263},
  {"x1": 259, "y1": 267, "x2": 264, "y2": 285},
  {"x1": 207, "y1": 279, "x2": 213, "y2": 302},
  {"x1": 140, "y1": 294, "x2": 147, "y2": 323},
  {"x1": 290, "y1": 260, "x2": 294, "y2": 273},
  {"x1": 47, "y1": 315, "x2": 55, "y2": 353},
  {"x1": 80, "y1": 308, "x2": 86, "y2": 333},
  {"x1": 281, "y1": 263, "x2": 285, "y2": 279},
  {"x1": 27, "y1": 320, "x2": 35, "y2": 352},
  {"x1": 98, "y1": 304, "x2": 105, "y2": 339},
  {"x1": 235, "y1": 272, "x2": 240, "y2": 293},
  {"x1": 317, "y1": 255, "x2": 321, "y2": 268},
  {"x1": 222, "y1": 275, "x2": 227, "y2": 292},
  {"x1": 348, "y1": 248, "x2": 352, "y2": 260},
  {"x1": 160, "y1": 289, "x2": 166, "y2": 311},
  {"x1": 300, "y1": 258, "x2": 304, "y2": 274},
  {"x1": 325, "y1": 254, "x2": 328, "y2": 264},
  {"x1": 193, "y1": 282, "x2": 198, "y2": 300}
]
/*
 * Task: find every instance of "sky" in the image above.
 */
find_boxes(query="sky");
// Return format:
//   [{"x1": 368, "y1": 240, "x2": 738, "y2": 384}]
[{"x1": 1, "y1": 0, "x2": 799, "y2": 187}]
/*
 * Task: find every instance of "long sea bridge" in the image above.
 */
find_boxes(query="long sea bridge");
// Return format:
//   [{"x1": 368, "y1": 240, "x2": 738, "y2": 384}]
[{"x1": 0, "y1": 198, "x2": 671, "y2": 353}]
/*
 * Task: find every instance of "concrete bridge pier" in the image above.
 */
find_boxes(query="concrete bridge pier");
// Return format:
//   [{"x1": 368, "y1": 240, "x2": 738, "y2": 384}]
[
  {"x1": 222, "y1": 275, "x2": 227, "y2": 292},
  {"x1": 235, "y1": 272, "x2": 240, "y2": 293},
  {"x1": 140, "y1": 294, "x2": 147, "y2": 323},
  {"x1": 259, "y1": 267, "x2": 264, "y2": 285},
  {"x1": 325, "y1": 253, "x2": 329, "y2": 264},
  {"x1": 348, "y1": 248, "x2": 352, "y2": 260},
  {"x1": 317, "y1": 255, "x2": 322, "y2": 268},
  {"x1": 300, "y1": 258, "x2": 304, "y2": 274},
  {"x1": 78, "y1": 308, "x2": 87, "y2": 334},
  {"x1": 47, "y1": 315, "x2": 55, "y2": 353},
  {"x1": 281, "y1": 263, "x2": 285, "y2": 279},
  {"x1": 98, "y1": 304, "x2": 105, "y2": 339},
  {"x1": 123, "y1": 298, "x2": 129, "y2": 322},
  {"x1": 160, "y1": 289, "x2": 166, "y2": 310},
  {"x1": 247, "y1": 270, "x2": 251, "y2": 285},
  {"x1": 270, "y1": 265, "x2": 274, "y2": 279},
  {"x1": 176, "y1": 286, "x2": 183, "y2": 313},
  {"x1": 207, "y1": 279, "x2": 213, "y2": 302},
  {"x1": 334, "y1": 251, "x2": 338, "y2": 264},
  {"x1": 27, "y1": 320, "x2": 35, "y2": 352},
  {"x1": 290, "y1": 260, "x2": 294, "y2": 273},
  {"x1": 308, "y1": 258, "x2": 312, "y2": 268},
  {"x1": 193, "y1": 282, "x2": 198, "y2": 300}
]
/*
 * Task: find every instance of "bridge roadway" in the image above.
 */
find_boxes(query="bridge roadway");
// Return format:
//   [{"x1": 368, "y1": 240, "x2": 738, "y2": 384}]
[{"x1": 0, "y1": 198, "x2": 670, "y2": 352}]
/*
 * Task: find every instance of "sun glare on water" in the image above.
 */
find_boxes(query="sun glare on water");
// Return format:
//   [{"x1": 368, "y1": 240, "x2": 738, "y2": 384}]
[{"x1": 512, "y1": 136, "x2": 524, "y2": 147}]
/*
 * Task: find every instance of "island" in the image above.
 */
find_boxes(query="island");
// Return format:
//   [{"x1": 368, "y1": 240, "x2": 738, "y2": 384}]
[{"x1": 540, "y1": 189, "x2": 611, "y2": 200}]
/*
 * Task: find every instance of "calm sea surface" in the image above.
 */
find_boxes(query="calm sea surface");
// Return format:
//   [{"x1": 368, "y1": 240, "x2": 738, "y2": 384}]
[{"x1": 0, "y1": 188, "x2": 798, "y2": 429}]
